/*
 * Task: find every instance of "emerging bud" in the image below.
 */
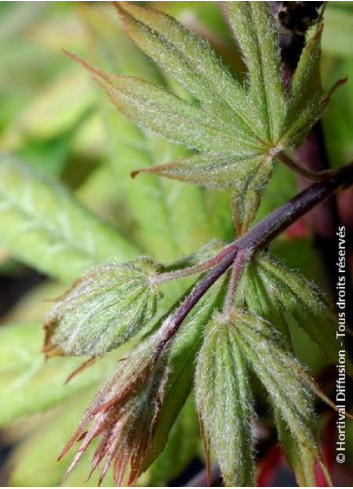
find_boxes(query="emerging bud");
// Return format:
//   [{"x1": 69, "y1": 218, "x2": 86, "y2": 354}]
[
  {"x1": 43, "y1": 258, "x2": 162, "y2": 357},
  {"x1": 60, "y1": 336, "x2": 168, "y2": 486}
]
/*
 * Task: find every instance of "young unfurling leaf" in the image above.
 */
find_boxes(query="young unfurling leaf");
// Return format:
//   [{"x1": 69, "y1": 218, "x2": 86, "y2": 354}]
[
  {"x1": 195, "y1": 315, "x2": 254, "y2": 487},
  {"x1": 141, "y1": 268, "x2": 228, "y2": 472},
  {"x1": 275, "y1": 411, "x2": 317, "y2": 487},
  {"x1": 44, "y1": 258, "x2": 162, "y2": 357},
  {"x1": 237, "y1": 253, "x2": 350, "y2": 369},
  {"x1": 60, "y1": 272, "x2": 227, "y2": 486},
  {"x1": 232, "y1": 310, "x2": 328, "y2": 481},
  {"x1": 59, "y1": 336, "x2": 168, "y2": 487}
]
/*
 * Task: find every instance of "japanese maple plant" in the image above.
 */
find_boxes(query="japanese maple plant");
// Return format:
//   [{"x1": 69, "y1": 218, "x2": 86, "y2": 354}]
[{"x1": 2, "y1": 1, "x2": 353, "y2": 487}]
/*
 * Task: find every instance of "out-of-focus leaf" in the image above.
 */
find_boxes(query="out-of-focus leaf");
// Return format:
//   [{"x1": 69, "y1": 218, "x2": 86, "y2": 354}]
[
  {"x1": 0, "y1": 2, "x2": 48, "y2": 42},
  {"x1": 8, "y1": 391, "x2": 115, "y2": 487},
  {"x1": 0, "y1": 323, "x2": 119, "y2": 426},
  {"x1": 2, "y1": 281, "x2": 67, "y2": 324},
  {"x1": 29, "y1": 10, "x2": 89, "y2": 53},
  {"x1": 2, "y1": 70, "x2": 95, "y2": 146},
  {"x1": 147, "y1": 398, "x2": 199, "y2": 486},
  {"x1": 0, "y1": 153, "x2": 137, "y2": 282},
  {"x1": 0, "y1": 323, "x2": 42, "y2": 374},
  {"x1": 44, "y1": 258, "x2": 162, "y2": 357},
  {"x1": 195, "y1": 315, "x2": 254, "y2": 487},
  {"x1": 322, "y1": 7, "x2": 353, "y2": 57},
  {"x1": 15, "y1": 132, "x2": 71, "y2": 177},
  {"x1": 224, "y1": 1, "x2": 285, "y2": 142},
  {"x1": 323, "y1": 59, "x2": 353, "y2": 168}
]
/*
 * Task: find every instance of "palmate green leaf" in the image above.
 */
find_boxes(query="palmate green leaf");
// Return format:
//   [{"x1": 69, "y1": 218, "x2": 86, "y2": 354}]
[
  {"x1": 0, "y1": 323, "x2": 119, "y2": 426},
  {"x1": 0, "y1": 152, "x2": 137, "y2": 282},
  {"x1": 43, "y1": 258, "x2": 162, "y2": 357},
  {"x1": 195, "y1": 315, "x2": 254, "y2": 487},
  {"x1": 82, "y1": 5, "x2": 223, "y2": 260},
  {"x1": 69, "y1": 1, "x2": 332, "y2": 234},
  {"x1": 70, "y1": 1, "x2": 278, "y2": 211},
  {"x1": 114, "y1": 1, "x2": 259, "y2": 139},
  {"x1": 233, "y1": 310, "x2": 324, "y2": 473},
  {"x1": 224, "y1": 1, "x2": 285, "y2": 142}
]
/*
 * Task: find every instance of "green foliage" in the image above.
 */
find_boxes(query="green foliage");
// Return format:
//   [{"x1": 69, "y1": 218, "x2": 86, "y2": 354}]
[
  {"x1": 275, "y1": 412, "x2": 317, "y2": 487},
  {"x1": 44, "y1": 258, "x2": 161, "y2": 357},
  {"x1": 141, "y1": 271, "x2": 228, "y2": 472},
  {"x1": 0, "y1": 323, "x2": 117, "y2": 426},
  {"x1": 147, "y1": 399, "x2": 200, "y2": 486},
  {"x1": 0, "y1": 152, "x2": 137, "y2": 282},
  {"x1": 114, "y1": 2, "x2": 255, "y2": 132},
  {"x1": 224, "y1": 1, "x2": 285, "y2": 142},
  {"x1": 238, "y1": 253, "x2": 344, "y2": 368},
  {"x1": 73, "y1": 1, "x2": 333, "y2": 234},
  {"x1": 195, "y1": 315, "x2": 254, "y2": 487},
  {"x1": 194, "y1": 307, "x2": 330, "y2": 487},
  {"x1": 282, "y1": 22, "x2": 325, "y2": 145},
  {"x1": 0, "y1": 2, "x2": 352, "y2": 487},
  {"x1": 230, "y1": 158, "x2": 273, "y2": 234},
  {"x1": 231, "y1": 310, "x2": 326, "y2": 481}
]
